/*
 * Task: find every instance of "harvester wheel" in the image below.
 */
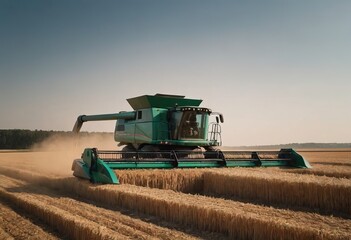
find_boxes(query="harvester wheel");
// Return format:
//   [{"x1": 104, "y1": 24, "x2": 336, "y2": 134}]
[
  {"x1": 204, "y1": 146, "x2": 220, "y2": 159},
  {"x1": 140, "y1": 145, "x2": 163, "y2": 159},
  {"x1": 121, "y1": 145, "x2": 136, "y2": 159}
]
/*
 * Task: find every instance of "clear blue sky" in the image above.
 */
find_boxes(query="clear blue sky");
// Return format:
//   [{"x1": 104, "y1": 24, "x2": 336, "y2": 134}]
[{"x1": 1, "y1": 0, "x2": 350, "y2": 146}]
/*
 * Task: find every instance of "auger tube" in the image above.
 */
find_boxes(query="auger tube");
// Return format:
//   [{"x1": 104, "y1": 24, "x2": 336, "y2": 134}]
[{"x1": 72, "y1": 112, "x2": 136, "y2": 133}]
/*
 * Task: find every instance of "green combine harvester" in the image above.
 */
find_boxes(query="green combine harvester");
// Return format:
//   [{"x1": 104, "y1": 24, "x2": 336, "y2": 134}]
[{"x1": 72, "y1": 94, "x2": 311, "y2": 184}]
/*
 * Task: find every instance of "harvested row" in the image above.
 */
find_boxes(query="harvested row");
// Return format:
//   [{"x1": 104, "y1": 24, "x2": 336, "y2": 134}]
[
  {"x1": 1, "y1": 167, "x2": 350, "y2": 240},
  {"x1": 0, "y1": 163, "x2": 206, "y2": 194},
  {"x1": 3, "y1": 163, "x2": 351, "y2": 217},
  {"x1": 0, "y1": 182, "x2": 127, "y2": 240},
  {"x1": 52, "y1": 180, "x2": 351, "y2": 240},
  {"x1": 0, "y1": 227, "x2": 14, "y2": 240},
  {"x1": 0, "y1": 201, "x2": 59, "y2": 240},
  {"x1": 0, "y1": 173, "x2": 214, "y2": 240},
  {"x1": 284, "y1": 164, "x2": 351, "y2": 179},
  {"x1": 36, "y1": 197, "x2": 205, "y2": 240},
  {"x1": 203, "y1": 168, "x2": 351, "y2": 216}
]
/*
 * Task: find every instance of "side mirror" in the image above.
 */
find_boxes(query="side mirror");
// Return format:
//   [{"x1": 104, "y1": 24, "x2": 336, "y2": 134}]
[
  {"x1": 219, "y1": 114, "x2": 224, "y2": 123},
  {"x1": 211, "y1": 112, "x2": 224, "y2": 124}
]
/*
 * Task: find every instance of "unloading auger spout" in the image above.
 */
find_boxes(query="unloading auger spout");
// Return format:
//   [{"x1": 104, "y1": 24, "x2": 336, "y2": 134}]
[{"x1": 73, "y1": 112, "x2": 136, "y2": 134}]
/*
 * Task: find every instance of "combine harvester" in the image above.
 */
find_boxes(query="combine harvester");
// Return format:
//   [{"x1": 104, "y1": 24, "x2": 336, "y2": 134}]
[{"x1": 72, "y1": 94, "x2": 311, "y2": 184}]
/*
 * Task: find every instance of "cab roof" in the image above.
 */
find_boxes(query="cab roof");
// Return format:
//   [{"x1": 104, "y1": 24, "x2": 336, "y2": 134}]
[{"x1": 127, "y1": 94, "x2": 202, "y2": 110}]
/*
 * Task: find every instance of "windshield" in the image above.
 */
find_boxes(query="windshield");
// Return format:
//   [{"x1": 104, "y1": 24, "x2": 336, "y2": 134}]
[{"x1": 177, "y1": 111, "x2": 206, "y2": 139}]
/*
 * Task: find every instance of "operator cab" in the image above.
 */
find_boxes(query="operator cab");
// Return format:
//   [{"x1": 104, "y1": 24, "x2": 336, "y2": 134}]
[{"x1": 170, "y1": 107, "x2": 211, "y2": 140}]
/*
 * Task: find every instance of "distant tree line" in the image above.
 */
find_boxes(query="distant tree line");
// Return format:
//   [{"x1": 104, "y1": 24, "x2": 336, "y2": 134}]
[
  {"x1": 0, "y1": 129, "x2": 112, "y2": 149},
  {"x1": 0, "y1": 129, "x2": 53, "y2": 149},
  {"x1": 1, "y1": 129, "x2": 350, "y2": 150}
]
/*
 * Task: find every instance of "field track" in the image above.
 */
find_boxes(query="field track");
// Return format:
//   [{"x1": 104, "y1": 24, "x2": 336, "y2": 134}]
[
  {"x1": 0, "y1": 150, "x2": 350, "y2": 239},
  {"x1": 0, "y1": 174, "x2": 208, "y2": 240},
  {"x1": 0, "y1": 201, "x2": 58, "y2": 240}
]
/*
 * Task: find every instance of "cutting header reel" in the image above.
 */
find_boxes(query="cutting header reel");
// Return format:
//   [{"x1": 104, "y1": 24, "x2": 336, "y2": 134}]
[{"x1": 72, "y1": 148, "x2": 311, "y2": 184}]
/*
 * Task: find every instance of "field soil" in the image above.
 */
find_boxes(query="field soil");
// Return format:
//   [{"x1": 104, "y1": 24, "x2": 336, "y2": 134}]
[{"x1": 0, "y1": 149, "x2": 350, "y2": 239}]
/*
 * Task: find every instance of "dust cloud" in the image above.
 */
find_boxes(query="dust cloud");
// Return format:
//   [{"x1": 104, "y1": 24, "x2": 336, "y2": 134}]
[{"x1": 25, "y1": 133, "x2": 120, "y2": 176}]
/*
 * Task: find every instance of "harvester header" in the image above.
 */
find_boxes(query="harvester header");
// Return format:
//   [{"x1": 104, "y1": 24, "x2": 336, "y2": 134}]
[{"x1": 71, "y1": 93, "x2": 311, "y2": 184}]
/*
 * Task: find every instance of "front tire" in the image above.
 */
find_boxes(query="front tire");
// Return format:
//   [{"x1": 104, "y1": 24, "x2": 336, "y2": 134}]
[
  {"x1": 121, "y1": 145, "x2": 136, "y2": 159},
  {"x1": 139, "y1": 145, "x2": 162, "y2": 159}
]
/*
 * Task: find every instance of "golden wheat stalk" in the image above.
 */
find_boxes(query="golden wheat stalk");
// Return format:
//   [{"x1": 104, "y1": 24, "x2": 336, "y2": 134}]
[
  {"x1": 203, "y1": 168, "x2": 351, "y2": 215},
  {"x1": 0, "y1": 201, "x2": 58, "y2": 240},
  {"x1": 116, "y1": 169, "x2": 205, "y2": 193},
  {"x1": 0, "y1": 227, "x2": 14, "y2": 240},
  {"x1": 0, "y1": 172, "x2": 200, "y2": 240},
  {"x1": 284, "y1": 164, "x2": 351, "y2": 179},
  {"x1": 1, "y1": 166, "x2": 350, "y2": 240}
]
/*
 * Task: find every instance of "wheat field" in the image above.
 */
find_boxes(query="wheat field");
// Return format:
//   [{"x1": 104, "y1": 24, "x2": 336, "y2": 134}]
[{"x1": 0, "y1": 150, "x2": 350, "y2": 239}]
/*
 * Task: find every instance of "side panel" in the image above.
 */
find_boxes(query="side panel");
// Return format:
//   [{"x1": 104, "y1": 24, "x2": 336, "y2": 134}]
[
  {"x1": 134, "y1": 108, "x2": 169, "y2": 143},
  {"x1": 115, "y1": 118, "x2": 135, "y2": 143},
  {"x1": 152, "y1": 108, "x2": 169, "y2": 141},
  {"x1": 115, "y1": 108, "x2": 170, "y2": 144},
  {"x1": 134, "y1": 109, "x2": 153, "y2": 143}
]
